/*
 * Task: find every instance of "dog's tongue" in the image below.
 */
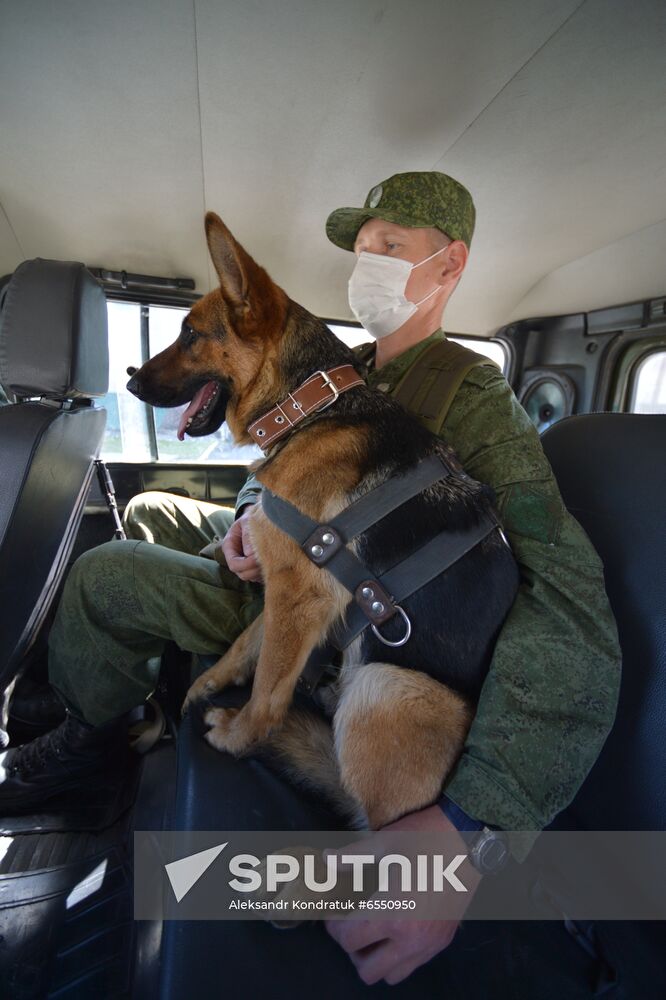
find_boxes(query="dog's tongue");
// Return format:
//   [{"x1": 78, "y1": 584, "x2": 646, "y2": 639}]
[{"x1": 177, "y1": 383, "x2": 213, "y2": 441}]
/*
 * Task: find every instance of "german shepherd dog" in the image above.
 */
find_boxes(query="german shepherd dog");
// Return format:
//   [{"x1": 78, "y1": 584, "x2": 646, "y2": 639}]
[{"x1": 127, "y1": 213, "x2": 519, "y2": 830}]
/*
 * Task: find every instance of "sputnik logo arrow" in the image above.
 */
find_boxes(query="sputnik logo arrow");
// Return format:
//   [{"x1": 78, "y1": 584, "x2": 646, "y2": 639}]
[{"x1": 165, "y1": 842, "x2": 228, "y2": 902}]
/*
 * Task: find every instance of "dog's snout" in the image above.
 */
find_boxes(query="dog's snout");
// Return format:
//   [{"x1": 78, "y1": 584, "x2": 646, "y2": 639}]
[{"x1": 126, "y1": 366, "x2": 138, "y2": 377}]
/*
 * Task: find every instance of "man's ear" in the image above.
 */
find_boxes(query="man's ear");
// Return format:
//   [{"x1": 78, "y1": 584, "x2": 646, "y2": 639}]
[
  {"x1": 437, "y1": 240, "x2": 468, "y2": 285},
  {"x1": 205, "y1": 212, "x2": 249, "y2": 308}
]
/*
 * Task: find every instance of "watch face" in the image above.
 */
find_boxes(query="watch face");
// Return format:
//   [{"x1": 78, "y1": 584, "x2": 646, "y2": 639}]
[{"x1": 474, "y1": 832, "x2": 509, "y2": 874}]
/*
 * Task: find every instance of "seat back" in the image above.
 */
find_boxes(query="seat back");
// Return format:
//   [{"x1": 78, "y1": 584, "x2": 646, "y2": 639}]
[
  {"x1": 541, "y1": 413, "x2": 666, "y2": 830},
  {"x1": 0, "y1": 259, "x2": 109, "y2": 699}
]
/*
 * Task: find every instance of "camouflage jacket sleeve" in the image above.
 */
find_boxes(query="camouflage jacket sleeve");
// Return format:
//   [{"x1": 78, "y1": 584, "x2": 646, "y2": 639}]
[
  {"x1": 234, "y1": 470, "x2": 263, "y2": 516},
  {"x1": 439, "y1": 366, "x2": 621, "y2": 859}
]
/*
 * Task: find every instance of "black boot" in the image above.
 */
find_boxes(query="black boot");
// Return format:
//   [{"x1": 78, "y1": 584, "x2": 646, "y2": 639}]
[{"x1": 0, "y1": 711, "x2": 129, "y2": 816}]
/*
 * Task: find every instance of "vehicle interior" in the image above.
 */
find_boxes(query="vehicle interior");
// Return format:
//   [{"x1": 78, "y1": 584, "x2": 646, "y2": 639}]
[{"x1": 0, "y1": 1, "x2": 665, "y2": 997}]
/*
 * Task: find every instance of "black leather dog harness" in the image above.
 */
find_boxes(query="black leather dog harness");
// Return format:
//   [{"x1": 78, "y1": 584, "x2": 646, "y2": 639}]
[{"x1": 261, "y1": 454, "x2": 506, "y2": 694}]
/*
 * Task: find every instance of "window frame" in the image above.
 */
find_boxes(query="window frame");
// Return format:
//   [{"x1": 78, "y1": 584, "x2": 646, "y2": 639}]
[
  {"x1": 607, "y1": 334, "x2": 666, "y2": 413},
  {"x1": 102, "y1": 295, "x2": 196, "y2": 463},
  {"x1": 322, "y1": 318, "x2": 510, "y2": 373},
  {"x1": 626, "y1": 345, "x2": 666, "y2": 414}
]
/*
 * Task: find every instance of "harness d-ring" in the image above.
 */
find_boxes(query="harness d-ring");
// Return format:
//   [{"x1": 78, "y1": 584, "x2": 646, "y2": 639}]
[{"x1": 370, "y1": 605, "x2": 412, "y2": 647}]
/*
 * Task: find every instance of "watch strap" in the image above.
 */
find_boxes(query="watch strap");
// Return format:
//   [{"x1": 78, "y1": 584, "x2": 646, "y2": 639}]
[{"x1": 438, "y1": 794, "x2": 485, "y2": 832}]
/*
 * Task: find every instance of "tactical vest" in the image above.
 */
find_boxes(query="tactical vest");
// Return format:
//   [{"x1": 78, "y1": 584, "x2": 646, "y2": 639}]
[{"x1": 354, "y1": 337, "x2": 500, "y2": 435}]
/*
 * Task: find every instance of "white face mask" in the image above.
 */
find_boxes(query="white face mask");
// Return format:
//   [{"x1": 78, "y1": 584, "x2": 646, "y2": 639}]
[{"x1": 347, "y1": 245, "x2": 449, "y2": 340}]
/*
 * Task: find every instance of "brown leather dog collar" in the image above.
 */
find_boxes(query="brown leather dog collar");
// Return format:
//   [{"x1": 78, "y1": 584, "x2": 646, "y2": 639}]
[{"x1": 247, "y1": 364, "x2": 365, "y2": 451}]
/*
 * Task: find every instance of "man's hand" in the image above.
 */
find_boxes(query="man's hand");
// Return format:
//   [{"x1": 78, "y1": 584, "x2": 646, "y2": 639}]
[
  {"x1": 325, "y1": 804, "x2": 483, "y2": 986},
  {"x1": 221, "y1": 506, "x2": 263, "y2": 583}
]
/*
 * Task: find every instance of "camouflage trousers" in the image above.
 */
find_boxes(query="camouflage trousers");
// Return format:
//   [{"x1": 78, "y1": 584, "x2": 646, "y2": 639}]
[{"x1": 48, "y1": 493, "x2": 264, "y2": 726}]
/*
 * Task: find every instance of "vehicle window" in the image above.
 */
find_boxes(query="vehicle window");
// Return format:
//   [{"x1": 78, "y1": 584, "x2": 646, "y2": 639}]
[
  {"x1": 629, "y1": 351, "x2": 666, "y2": 414},
  {"x1": 101, "y1": 308, "x2": 507, "y2": 463},
  {"x1": 327, "y1": 323, "x2": 373, "y2": 349},
  {"x1": 99, "y1": 303, "x2": 152, "y2": 462},
  {"x1": 99, "y1": 302, "x2": 263, "y2": 464},
  {"x1": 330, "y1": 323, "x2": 508, "y2": 371},
  {"x1": 148, "y1": 305, "x2": 261, "y2": 463}
]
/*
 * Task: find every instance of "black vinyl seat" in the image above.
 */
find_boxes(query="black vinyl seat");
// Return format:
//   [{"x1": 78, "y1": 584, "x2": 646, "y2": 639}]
[
  {"x1": 541, "y1": 413, "x2": 666, "y2": 999},
  {"x1": 0, "y1": 259, "x2": 108, "y2": 726},
  {"x1": 541, "y1": 413, "x2": 666, "y2": 832}
]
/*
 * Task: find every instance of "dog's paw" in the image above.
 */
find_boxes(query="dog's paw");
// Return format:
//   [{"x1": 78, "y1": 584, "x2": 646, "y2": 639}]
[
  {"x1": 203, "y1": 706, "x2": 237, "y2": 729},
  {"x1": 181, "y1": 675, "x2": 218, "y2": 717},
  {"x1": 203, "y1": 706, "x2": 252, "y2": 755}
]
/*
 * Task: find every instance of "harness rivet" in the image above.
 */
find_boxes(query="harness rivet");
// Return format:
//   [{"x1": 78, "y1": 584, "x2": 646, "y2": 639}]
[
  {"x1": 322, "y1": 532, "x2": 335, "y2": 545},
  {"x1": 257, "y1": 429, "x2": 265, "y2": 436},
  {"x1": 311, "y1": 544, "x2": 324, "y2": 558},
  {"x1": 275, "y1": 415, "x2": 285, "y2": 424},
  {"x1": 371, "y1": 601, "x2": 385, "y2": 615},
  {"x1": 362, "y1": 586, "x2": 374, "y2": 599}
]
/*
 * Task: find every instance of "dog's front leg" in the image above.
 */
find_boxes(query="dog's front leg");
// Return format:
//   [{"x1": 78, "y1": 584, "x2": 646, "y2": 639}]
[
  {"x1": 204, "y1": 575, "x2": 335, "y2": 756},
  {"x1": 182, "y1": 613, "x2": 264, "y2": 715}
]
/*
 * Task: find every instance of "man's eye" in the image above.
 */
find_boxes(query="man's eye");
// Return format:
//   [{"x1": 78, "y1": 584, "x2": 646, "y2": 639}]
[{"x1": 386, "y1": 243, "x2": 399, "y2": 251}]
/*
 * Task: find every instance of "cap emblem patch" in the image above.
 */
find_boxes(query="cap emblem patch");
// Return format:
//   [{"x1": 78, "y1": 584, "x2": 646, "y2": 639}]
[{"x1": 368, "y1": 184, "x2": 383, "y2": 208}]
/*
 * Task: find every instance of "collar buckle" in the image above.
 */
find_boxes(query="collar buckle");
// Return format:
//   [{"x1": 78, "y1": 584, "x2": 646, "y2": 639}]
[{"x1": 316, "y1": 369, "x2": 340, "y2": 411}]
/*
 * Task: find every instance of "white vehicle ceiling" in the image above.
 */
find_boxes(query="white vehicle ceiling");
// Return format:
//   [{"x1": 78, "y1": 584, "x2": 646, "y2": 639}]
[{"x1": 1, "y1": 0, "x2": 665, "y2": 335}]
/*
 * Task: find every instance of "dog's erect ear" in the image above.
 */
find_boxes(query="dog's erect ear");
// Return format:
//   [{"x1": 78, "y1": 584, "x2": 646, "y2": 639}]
[{"x1": 205, "y1": 212, "x2": 249, "y2": 308}]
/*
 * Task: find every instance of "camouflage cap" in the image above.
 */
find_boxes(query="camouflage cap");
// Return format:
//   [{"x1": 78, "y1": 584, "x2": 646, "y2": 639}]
[{"x1": 326, "y1": 171, "x2": 476, "y2": 251}]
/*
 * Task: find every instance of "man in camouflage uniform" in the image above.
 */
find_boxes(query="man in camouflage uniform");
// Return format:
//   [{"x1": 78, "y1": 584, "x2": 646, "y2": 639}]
[{"x1": 0, "y1": 172, "x2": 621, "y2": 987}]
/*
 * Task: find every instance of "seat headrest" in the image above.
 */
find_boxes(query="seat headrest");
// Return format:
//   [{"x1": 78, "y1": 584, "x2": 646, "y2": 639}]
[{"x1": 0, "y1": 258, "x2": 109, "y2": 399}]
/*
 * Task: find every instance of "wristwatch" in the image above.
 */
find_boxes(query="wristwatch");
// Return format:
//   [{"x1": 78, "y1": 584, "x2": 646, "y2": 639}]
[
  {"x1": 468, "y1": 826, "x2": 510, "y2": 875},
  {"x1": 439, "y1": 795, "x2": 510, "y2": 875}
]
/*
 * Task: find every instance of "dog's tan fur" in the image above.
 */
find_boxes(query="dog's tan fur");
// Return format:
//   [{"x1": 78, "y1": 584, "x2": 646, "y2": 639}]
[{"x1": 139, "y1": 213, "x2": 475, "y2": 829}]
